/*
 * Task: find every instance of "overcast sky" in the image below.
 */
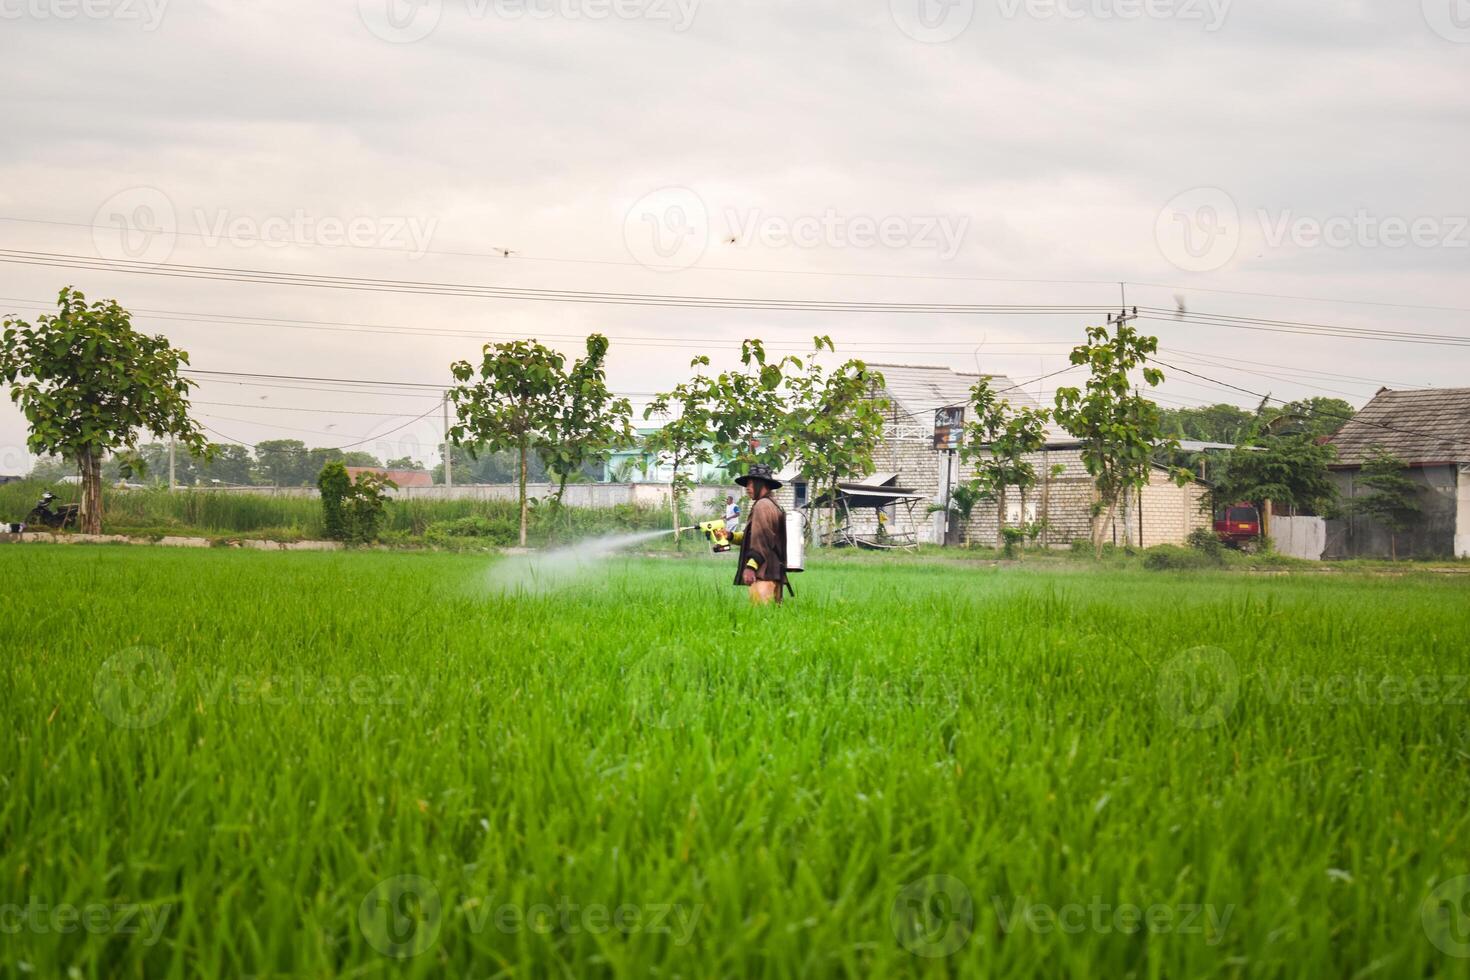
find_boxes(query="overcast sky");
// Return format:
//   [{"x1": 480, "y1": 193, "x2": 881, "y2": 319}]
[{"x1": 1, "y1": 0, "x2": 1466, "y2": 471}]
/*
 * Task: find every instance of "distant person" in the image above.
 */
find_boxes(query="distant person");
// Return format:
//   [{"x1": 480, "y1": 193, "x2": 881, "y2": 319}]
[
  {"x1": 723, "y1": 494, "x2": 741, "y2": 534},
  {"x1": 731, "y1": 464, "x2": 790, "y2": 606}
]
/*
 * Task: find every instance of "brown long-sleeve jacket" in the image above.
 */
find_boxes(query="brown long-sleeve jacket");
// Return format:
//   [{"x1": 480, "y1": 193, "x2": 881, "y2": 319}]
[{"x1": 733, "y1": 495, "x2": 787, "y2": 586}]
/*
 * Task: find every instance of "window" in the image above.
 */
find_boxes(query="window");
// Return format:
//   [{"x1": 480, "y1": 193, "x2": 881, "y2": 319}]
[
  {"x1": 794, "y1": 481, "x2": 808, "y2": 507},
  {"x1": 1005, "y1": 500, "x2": 1039, "y2": 524},
  {"x1": 1227, "y1": 506, "x2": 1257, "y2": 523}
]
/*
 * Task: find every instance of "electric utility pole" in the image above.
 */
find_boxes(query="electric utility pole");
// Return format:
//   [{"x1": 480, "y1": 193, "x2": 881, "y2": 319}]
[
  {"x1": 442, "y1": 393, "x2": 453, "y2": 488},
  {"x1": 1109, "y1": 304, "x2": 1141, "y2": 548},
  {"x1": 168, "y1": 438, "x2": 176, "y2": 491}
]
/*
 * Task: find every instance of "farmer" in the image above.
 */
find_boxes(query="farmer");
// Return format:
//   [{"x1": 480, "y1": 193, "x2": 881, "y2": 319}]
[
  {"x1": 731, "y1": 463, "x2": 789, "y2": 605},
  {"x1": 723, "y1": 494, "x2": 741, "y2": 534}
]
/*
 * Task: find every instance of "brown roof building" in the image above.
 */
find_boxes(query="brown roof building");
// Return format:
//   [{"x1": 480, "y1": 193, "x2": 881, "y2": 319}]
[
  {"x1": 344, "y1": 466, "x2": 434, "y2": 489},
  {"x1": 1325, "y1": 387, "x2": 1470, "y2": 559}
]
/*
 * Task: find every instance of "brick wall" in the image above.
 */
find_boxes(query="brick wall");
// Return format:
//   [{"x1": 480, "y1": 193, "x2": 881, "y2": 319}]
[{"x1": 779, "y1": 433, "x2": 1210, "y2": 548}]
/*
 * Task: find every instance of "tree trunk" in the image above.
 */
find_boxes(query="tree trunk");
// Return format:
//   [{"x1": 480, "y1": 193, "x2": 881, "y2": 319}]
[
  {"x1": 830, "y1": 476, "x2": 840, "y2": 549},
  {"x1": 995, "y1": 484, "x2": 1007, "y2": 551},
  {"x1": 518, "y1": 440, "x2": 528, "y2": 548},
  {"x1": 78, "y1": 447, "x2": 103, "y2": 535},
  {"x1": 670, "y1": 467, "x2": 682, "y2": 550},
  {"x1": 1092, "y1": 496, "x2": 1117, "y2": 560}
]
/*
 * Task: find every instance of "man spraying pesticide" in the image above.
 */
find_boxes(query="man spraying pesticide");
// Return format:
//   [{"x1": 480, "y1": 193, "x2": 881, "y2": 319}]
[{"x1": 685, "y1": 463, "x2": 802, "y2": 605}]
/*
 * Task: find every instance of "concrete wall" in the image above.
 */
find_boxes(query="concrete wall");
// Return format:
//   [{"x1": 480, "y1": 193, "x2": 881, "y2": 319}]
[
  {"x1": 1458, "y1": 464, "x2": 1470, "y2": 559},
  {"x1": 1325, "y1": 463, "x2": 1461, "y2": 559},
  {"x1": 1272, "y1": 516, "x2": 1327, "y2": 561}
]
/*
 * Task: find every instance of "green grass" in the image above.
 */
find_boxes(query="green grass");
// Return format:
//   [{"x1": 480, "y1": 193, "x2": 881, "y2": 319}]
[
  {"x1": 0, "y1": 478, "x2": 682, "y2": 543},
  {"x1": 3, "y1": 546, "x2": 1470, "y2": 978}
]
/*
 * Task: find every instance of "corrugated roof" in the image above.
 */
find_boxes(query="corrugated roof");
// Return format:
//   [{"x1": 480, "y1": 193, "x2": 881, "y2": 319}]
[{"x1": 1327, "y1": 387, "x2": 1470, "y2": 466}]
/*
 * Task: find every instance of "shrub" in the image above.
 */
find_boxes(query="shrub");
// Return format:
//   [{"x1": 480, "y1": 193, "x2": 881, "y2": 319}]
[
  {"x1": 424, "y1": 515, "x2": 519, "y2": 547},
  {"x1": 1186, "y1": 527, "x2": 1224, "y2": 558},
  {"x1": 345, "y1": 472, "x2": 394, "y2": 545},
  {"x1": 317, "y1": 463, "x2": 352, "y2": 540},
  {"x1": 1143, "y1": 544, "x2": 1221, "y2": 571}
]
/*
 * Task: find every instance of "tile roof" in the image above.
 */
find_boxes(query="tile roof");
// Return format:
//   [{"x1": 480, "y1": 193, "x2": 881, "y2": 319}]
[
  {"x1": 868, "y1": 363, "x2": 1065, "y2": 439},
  {"x1": 345, "y1": 466, "x2": 435, "y2": 488},
  {"x1": 868, "y1": 363, "x2": 1042, "y2": 419},
  {"x1": 1327, "y1": 387, "x2": 1470, "y2": 466}
]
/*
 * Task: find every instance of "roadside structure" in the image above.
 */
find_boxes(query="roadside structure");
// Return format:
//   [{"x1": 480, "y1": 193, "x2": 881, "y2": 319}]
[
  {"x1": 774, "y1": 363, "x2": 1212, "y2": 548},
  {"x1": 1324, "y1": 387, "x2": 1470, "y2": 559}
]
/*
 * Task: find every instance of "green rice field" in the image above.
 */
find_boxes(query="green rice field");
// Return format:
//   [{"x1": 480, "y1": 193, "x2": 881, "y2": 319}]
[{"x1": 4, "y1": 545, "x2": 1470, "y2": 978}]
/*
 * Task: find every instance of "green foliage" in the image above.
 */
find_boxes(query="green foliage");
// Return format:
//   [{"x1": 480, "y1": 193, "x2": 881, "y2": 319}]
[
  {"x1": 1142, "y1": 543, "x2": 1223, "y2": 570},
  {"x1": 1186, "y1": 526, "x2": 1225, "y2": 558},
  {"x1": 316, "y1": 462, "x2": 352, "y2": 541},
  {"x1": 1272, "y1": 397, "x2": 1356, "y2": 438},
  {"x1": 423, "y1": 515, "x2": 519, "y2": 548},
  {"x1": 1053, "y1": 321, "x2": 1185, "y2": 557},
  {"x1": 765, "y1": 337, "x2": 889, "y2": 543},
  {"x1": 449, "y1": 339, "x2": 568, "y2": 547},
  {"x1": 1210, "y1": 434, "x2": 1339, "y2": 516},
  {"x1": 0, "y1": 287, "x2": 210, "y2": 532},
  {"x1": 344, "y1": 471, "x2": 394, "y2": 545},
  {"x1": 962, "y1": 376, "x2": 1050, "y2": 549},
  {"x1": 1158, "y1": 403, "x2": 1256, "y2": 443},
  {"x1": 999, "y1": 525, "x2": 1027, "y2": 559},
  {"x1": 644, "y1": 355, "x2": 721, "y2": 545},
  {"x1": 1350, "y1": 447, "x2": 1421, "y2": 560},
  {"x1": 542, "y1": 334, "x2": 635, "y2": 505}
]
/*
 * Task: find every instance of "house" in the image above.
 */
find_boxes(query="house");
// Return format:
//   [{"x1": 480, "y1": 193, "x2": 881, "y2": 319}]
[
  {"x1": 1324, "y1": 387, "x2": 1470, "y2": 559},
  {"x1": 602, "y1": 427, "x2": 736, "y2": 485},
  {"x1": 344, "y1": 466, "x2": 435, "y2": 489},
  {"x1": 775, "y1": 363, "x2": 1212, "y2": 548}
]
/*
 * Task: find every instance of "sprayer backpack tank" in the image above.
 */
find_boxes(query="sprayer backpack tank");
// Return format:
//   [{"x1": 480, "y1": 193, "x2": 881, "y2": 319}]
[{"x1": 786, "y1": 510, "x2": 805, "y2": 574}]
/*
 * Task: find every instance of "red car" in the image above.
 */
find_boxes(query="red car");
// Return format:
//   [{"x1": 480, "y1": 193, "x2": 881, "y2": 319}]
[{"x1": 1214, "y1": 503, "x2": 1261, "y2": 546}]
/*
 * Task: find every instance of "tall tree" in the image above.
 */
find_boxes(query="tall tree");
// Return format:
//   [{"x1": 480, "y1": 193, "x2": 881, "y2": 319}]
[
  {"x1": 448, "y1": 340, "x2": 566, "y2": 547},
  {"x1": 254, "y1": 440, "x2": 311, "y2": 486},
  {"x1": 772, "y1": 337, "x2": 888, "y2": 545},
  {"x1": 1, "y1": 288, "x2": 208, "y2": 533},
  {"x1": 1158, "y1": 403, "x2": 1256, "y2": 443},
  {"x1": 1210, "y1": 434, "x2": 1338, "y2": 518},
  {"x1": 644, "y1": 356, "x2": 721, "y2": 545},
  {"x1": 1272, "y1": 397, "x2": 1357, "y2": 438},
  {"x1": 1052, "y1": 320, "x2": 1184, "y2": 557},
  {"x1": 543, "y1": 334, "x2": 634, "y2": 506},
  {"x1": 961, "y1": 377, "x2": 1050, "y2": 549},
  {"x1": 1350, "y1": 446, "x2": 1420, "y2": 561},
  {"x1": 708, "y1": 339, "x2": 797, "y2": 474}
]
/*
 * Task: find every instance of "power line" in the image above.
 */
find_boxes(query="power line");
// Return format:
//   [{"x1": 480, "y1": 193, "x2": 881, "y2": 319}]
[
  {"x1": 7, "y1": 249, "x2": 1464, "y2": 352},
  {"x1": 11, "y1": 214, "x2": 1469, "y2": 316},
  {"x1": 0, "y1": 249, "x2": 1112, "y2": 315},
  {"x1": 1149, "y1": 358, "x2": 1467, "y2": 452},
  {"x1": 198, "y1": 401, "x2": 443, "y2": 454}
]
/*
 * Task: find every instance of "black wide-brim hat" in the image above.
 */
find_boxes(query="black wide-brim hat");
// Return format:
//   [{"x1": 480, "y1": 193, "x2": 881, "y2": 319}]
[{"x1": 734, "y1": 462, "x2": 783, "y2": 490}]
